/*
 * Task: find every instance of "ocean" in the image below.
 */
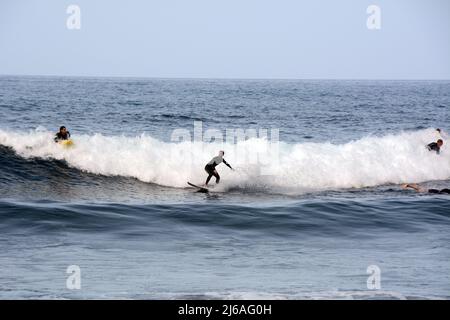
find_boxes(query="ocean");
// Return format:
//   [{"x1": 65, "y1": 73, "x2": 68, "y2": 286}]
[{"x1": 0, "y1": 75, "x2": 449, "y2": 299}]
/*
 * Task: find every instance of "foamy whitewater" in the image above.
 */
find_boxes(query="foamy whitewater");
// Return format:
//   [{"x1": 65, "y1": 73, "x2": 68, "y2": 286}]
[
  {"x1": 1, "y1": 128, "x2": 448, "y2": 192},
  {"x1": 1, "y1": 76, "x2": 450, "y2": 299}
]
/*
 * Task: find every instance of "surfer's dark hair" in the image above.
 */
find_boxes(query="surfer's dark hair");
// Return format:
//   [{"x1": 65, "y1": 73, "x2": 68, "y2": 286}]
[
  {"x1": 437, "y1": 139, "x2": 443, "y2": 143},
  {"x1": 60, "y1": 126, "x2": 66, "y2": 131}
]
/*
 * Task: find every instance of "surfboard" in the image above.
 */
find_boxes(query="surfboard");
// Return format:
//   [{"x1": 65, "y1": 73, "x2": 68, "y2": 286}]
[
  {"x1": 59, "y1": 139, "x2": 74, "y2": 148},
  {"x1": 187, "y1": 182, "x2": 209, "y2": 193}
]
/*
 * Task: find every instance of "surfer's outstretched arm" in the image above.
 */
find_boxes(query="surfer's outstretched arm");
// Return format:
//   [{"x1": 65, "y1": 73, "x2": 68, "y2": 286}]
[{"x1": 223, "y1": 159, "x2": 233, "y2": 170}]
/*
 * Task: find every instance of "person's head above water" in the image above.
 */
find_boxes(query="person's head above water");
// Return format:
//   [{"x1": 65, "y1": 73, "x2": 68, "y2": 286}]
[
  {"x1": 59, "y1": 126, "x2": 67, "y2": 133},
  {"x1": 219, "y1": 150, "x2": 225, "y2": 157},
  {"x1": 437, "y1": 139, "x2": 444, "y2": 147}
]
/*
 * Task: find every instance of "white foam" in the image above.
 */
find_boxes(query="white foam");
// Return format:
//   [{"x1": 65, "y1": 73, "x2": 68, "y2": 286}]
[
  {"x1": 0, "y1": 128, "x2": 448, "y2": 193},
  {"x1": 151, "y1": 290, "x2": 436, "y2": 300}
]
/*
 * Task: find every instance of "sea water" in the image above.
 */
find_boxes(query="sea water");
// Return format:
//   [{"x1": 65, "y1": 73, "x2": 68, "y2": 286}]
[{"x1": 0, "y1": 76, "x2": 449, "y2": 299}]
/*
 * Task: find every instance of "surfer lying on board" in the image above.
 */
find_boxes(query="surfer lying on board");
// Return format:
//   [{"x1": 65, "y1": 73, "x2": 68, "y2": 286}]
[
  {"x1": 54, "y1": 126, "x2": 71, "y2": 142},
  {"x1": 402, "y1": 184, "x2": 450, "y2": 194},
  {"x1": 204, "y1": 151, "x2": 233, "y2": 186}
]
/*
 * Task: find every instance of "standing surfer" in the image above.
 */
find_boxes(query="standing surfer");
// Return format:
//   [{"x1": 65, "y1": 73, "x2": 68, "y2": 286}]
[{"x1": 204, "y1": 151, "x2": 233, "y2": 186}]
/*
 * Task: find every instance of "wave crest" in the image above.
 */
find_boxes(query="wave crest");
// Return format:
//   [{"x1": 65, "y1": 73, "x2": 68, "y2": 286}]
[{"x1": 0, "y1": 128, "x2": 448, "y2": 192}]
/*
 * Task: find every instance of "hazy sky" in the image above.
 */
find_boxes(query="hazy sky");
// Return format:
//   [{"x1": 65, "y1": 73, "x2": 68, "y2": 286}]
[{"x1": 1, "y1": 0, "x2": 449, "y2": 79}]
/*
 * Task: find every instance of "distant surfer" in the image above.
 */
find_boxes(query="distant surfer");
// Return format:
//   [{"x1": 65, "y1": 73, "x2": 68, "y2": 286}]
[
  {"x1": 204, "y1": 151, "x2": 233, "y2": 186},
  {"x1": 54, "y1": 126, "x2": 71, "y2": 142},
  {"x1": 402, "y1": 184, "x2": 450, "y2": 194},
  {"x1": 427, "y1": 139, "x2": 443, "y2": 154}
]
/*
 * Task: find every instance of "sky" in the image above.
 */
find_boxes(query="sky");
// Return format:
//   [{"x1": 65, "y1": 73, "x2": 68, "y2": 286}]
[{"x1": 0, "y1": 0, "x2": 449, "y2": 79}]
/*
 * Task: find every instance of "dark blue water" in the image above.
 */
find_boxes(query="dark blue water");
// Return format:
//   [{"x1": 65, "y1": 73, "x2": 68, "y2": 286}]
[{"x1": 1, "y1": 76, "x2": 450, "y2": 299}]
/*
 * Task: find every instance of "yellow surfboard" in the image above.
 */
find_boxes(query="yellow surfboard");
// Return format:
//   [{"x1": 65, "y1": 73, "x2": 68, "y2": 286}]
[{"x1": 59, "y1": 139, "x2": 74, "y2": 148}]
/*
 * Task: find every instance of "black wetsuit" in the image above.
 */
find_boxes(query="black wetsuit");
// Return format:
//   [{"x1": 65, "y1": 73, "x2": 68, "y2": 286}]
[
  {"x1": 427, "y1": 142, "x2": 440, "y2": 154},
  {"x1": 54, "y1": 131, "x2": 71, "y2": 142},
  {"x1": 428, "y1": 188, "x2": 450, "y2": 194},
  {"x1": 205, "y1": 156, "x2": 232, "y2": 185}
]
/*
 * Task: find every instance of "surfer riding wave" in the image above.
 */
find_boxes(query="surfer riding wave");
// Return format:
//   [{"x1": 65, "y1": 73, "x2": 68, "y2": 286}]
[{"x1": 204, "y1": 151, "x2": 233, "y2": 186}]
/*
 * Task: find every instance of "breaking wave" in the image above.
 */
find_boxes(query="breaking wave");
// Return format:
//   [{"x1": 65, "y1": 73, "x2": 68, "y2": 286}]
[{"x1": 0, "y1": 127, "x2": 448, "y2": 193}]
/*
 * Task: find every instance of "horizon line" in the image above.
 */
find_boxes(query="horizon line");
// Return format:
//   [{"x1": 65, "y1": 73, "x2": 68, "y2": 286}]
[{"x1": 1, "y1": 73, "x2": 450, "y2": 82}]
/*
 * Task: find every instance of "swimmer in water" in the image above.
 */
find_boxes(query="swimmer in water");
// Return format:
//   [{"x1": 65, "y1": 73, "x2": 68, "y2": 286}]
[
  {"x1": 402, "y1": 184, "x2": 450, "y2": 194},
  {"x1": 54, "y1": 126, "x2": 71, "y2": 142},
  {"x1": 426, "y1": 139, "x2": 443, "y2": 154}
]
